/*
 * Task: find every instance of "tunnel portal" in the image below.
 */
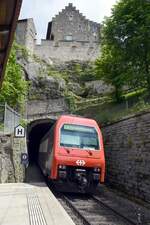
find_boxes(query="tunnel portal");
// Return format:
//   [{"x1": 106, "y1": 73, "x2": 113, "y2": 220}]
[{"x1": 27, "y1": 118, "x2": 56, "y2": 164}]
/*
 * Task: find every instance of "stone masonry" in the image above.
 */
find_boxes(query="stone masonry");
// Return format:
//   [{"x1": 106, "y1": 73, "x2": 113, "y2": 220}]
[
  {"x1": 16, "y1": 18, "x2": 36, "y2": 54},
  {"x1": 0, "y1": 134, "x2": 27, "y2": 183},
  {"x1": 16, "y1": 3, "x2": 100, "y2": 63},
  {"x1": 27, "y1": 99, "x2": 68, "y2": 120},
  {"x1": 46, "y1": 3, "x2": 100, "y2": 43},
  {"x1": 102, "y1": 111, "x2": 150, "y2": 203}
]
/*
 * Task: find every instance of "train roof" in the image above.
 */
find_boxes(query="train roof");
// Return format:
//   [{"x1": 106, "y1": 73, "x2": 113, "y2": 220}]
[{"x1": 57, "y1": 114, "x2": 98, "y2": 126}]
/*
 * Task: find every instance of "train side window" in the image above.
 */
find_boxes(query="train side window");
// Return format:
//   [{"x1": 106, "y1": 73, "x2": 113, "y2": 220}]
[{"x1": 48, "y1": 124, "x2": 55, "y2": 152}]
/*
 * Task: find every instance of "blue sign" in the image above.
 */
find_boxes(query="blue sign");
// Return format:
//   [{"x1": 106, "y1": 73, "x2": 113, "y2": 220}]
[{"x1": 21, "y1": 153, "x2": 28, "y2": 166}]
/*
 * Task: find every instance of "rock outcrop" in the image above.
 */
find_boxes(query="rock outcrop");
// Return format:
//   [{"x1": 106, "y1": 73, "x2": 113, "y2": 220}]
[
  {"x1": 85, "y1": 80, "x2": 114, "y2": 96},
  {"x1": 0, "y1": 135, "x2": 27, "y2": 183}
]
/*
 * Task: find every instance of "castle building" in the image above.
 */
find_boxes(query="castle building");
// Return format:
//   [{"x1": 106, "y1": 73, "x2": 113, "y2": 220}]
[
  {"x1": 16, "y1": 3, "x2": 101, "y2": 63},
  {"x1": 16, "y1": 18, "x2": 36, "y2": 54}
]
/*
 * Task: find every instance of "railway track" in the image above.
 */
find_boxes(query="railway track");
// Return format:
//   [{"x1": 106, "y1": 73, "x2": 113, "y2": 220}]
[{"x1": 56, "y1": 193, "x2": 141, "y2": 225}]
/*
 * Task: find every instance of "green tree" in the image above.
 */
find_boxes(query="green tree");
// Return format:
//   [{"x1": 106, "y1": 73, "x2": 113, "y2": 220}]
[
  {"x1": 96, "y1": 0, "x2": 150, "y2": 99},
  {"x1": 96, "y1": 46, "x2": 126, "y2": 101},
  {"x1": 80, "y1": 62, "x2": 97, "y2": 82},
  {"x1": 0, "y1": 43, "x2": 28, "y2": 111}
]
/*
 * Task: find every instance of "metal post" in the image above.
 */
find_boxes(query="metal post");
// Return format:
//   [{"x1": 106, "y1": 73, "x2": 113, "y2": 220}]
[
  {"x1": 3, "y1": 102, "x2": 21, "y2": 134},
  {"x1": 125, "y1": 99, "x2": 129, "y2": 110}
]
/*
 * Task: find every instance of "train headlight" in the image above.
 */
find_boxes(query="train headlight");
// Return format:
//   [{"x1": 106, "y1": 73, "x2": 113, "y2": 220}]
[
  {"x1": 93, "y1": 167, "x2": 100, "y2": 172},
  {"x1": 58, "y1": 165, "x2": 67, "y2": 179},
  {"x1": 59, "y1": 165, "x2": 66, "y2": 170}
]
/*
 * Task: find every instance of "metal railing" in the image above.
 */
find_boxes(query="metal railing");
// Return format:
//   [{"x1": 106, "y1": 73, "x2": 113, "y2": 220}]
[{"x1": 0, "y1": 103, "x2": 21, "y2": 134}]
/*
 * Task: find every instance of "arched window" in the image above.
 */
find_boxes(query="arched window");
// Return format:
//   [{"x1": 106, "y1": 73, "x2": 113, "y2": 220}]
[{"x1": 69, "y1": 14, "x2": 73, "y2": 21}]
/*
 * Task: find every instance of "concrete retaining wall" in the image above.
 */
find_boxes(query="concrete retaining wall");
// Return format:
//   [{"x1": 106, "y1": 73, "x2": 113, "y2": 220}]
[
  {"x1": 102, "y1": 111, "x2": 150, "y2": 203},
  {"x1": 0, "y1": 135, "x2": 27, "y2": 183}
]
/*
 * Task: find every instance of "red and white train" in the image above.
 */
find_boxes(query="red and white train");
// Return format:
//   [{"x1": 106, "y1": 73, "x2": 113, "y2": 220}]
[{"x1": 38, "y1": 115, "x2": 105, "y2": 192}]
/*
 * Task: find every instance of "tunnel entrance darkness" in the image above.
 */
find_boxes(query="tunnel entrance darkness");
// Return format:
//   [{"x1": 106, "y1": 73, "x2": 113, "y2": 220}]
[{"x1": 27, "y1": 119, "x2": 56, "y2": 164}]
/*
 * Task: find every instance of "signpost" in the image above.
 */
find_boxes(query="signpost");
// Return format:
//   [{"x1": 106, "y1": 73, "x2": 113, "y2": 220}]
[
  {"x1": 14, "y1": 124, "x2": 25, "y2": 137},
  {"x1": 14, "y1": 125, "x2": 28, "y2": 167},
  {"x1": 21, "y1": 153, "x2": 29, "y2": 167}
]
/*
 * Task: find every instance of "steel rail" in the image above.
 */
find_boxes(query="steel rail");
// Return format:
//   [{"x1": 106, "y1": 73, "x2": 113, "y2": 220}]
[
  {"x1": 51, "y1": 183, "x2": 142, "y2": 225},
  {"x1": 56, "y1": 193, "x2": 138, "y2": 225},
  {"x1": 92, "y1": 195, "x2": 138, "y2": 225},
  {"x1": 60, "y1": 194, "x2": 91, "y2": 225}
]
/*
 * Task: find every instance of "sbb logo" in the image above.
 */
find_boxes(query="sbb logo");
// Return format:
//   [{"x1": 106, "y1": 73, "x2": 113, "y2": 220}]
[{"x1": 76, "y1": 159, "x2": 86, "y2": 166}]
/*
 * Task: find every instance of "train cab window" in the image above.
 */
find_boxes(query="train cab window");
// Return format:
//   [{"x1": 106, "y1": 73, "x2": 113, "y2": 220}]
[{"x1": 60, "y1": 124, "x2": 99, "y2": 150}]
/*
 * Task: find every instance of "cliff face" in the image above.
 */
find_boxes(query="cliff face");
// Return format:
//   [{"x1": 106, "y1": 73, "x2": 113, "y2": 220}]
[
  {"x1": 17, "y1": 50, "x2": 70, "y2": 119},
  {"x1": 27, "y1": 73, "x2": 68, "y2": 119},
  {"x1": 16, "y1": 44, "x2": 114, "y2": 120},
  {"x1": 14, "y1": 4, "x2": 111, "y2": 117}
]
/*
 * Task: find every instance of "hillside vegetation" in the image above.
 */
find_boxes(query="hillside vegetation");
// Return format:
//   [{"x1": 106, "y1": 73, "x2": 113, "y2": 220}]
[
  {"x1": 78, "y1": 0, "x2": 150, "y2": 124},
  {"x1": 1, "y1": 0, "x2": 150, "y2": 124},
  {"x1": 96, "y1": 0, "x2": 150, "y2": 100},
  {"x1": 0, "y1": 42, "x2": 28, "y2": 112}
]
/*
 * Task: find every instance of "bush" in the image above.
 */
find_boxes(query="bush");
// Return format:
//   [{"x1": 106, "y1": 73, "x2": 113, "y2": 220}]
[{"x1": 0, "y1": 42, "x2": 28, "y2": 112}]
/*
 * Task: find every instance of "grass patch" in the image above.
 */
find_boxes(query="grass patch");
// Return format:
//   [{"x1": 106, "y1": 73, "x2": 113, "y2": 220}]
[
  {"x1": 122, "y1": 88, "x2": 147, "y2": 100},
  {"x1": 76, "y1": 95, "x2": 150, "y2": 125},
  {"x1": 75, "y1": 96, "x2": 112, "y2": 111}
]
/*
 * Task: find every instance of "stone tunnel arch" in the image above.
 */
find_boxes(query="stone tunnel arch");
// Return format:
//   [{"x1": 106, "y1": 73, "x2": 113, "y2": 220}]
[{"x1": 27, "y1": 118, "x2": 56, "y2": 164}]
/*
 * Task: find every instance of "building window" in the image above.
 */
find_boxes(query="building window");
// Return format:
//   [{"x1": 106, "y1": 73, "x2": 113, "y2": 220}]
[
  {"x1": 64, "y1": 35, "x2": 73, "y2": 41},
  {"x1": 79, "y1": 25, "x2": 82, "y2": 30},
  {"x1": 50, "y1": 34, "x2": 54, "y2": 40},
  {"x1": 69, "y1": 15, "x2": 73, "y2": 21},
  {"x1": 92, "y1": 26, "x2": 97, "y2": 33}
]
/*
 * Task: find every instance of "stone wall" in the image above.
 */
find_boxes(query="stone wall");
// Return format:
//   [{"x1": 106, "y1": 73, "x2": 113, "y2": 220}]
[
  {"x1": 16, "y1": 3, "x2": 100, "y2": 63},
  {"x1": 0, "y1": 135, "x2": 27, "y2": 183},
  {"x1": 16, "y1": 19, "x2": 27, "y2": 47},
  {"x1": 16, "y1": 18, "x2": 36, "y2": 54},
  {"x1": 102, "y1": 111, "x2": 150, "y2": 203},
  {"x1": 35, "y1": 40, "x2": 100, "y2": 63},
  {"x1": 85, "y1": 80, "x2": 114, "y2": 96},
  {"x1": 27, "y1": 98, "x2": 68, "y2": 119},
  {"x1": 48, "y1": 3, "x2": 100, "y2": 43}
]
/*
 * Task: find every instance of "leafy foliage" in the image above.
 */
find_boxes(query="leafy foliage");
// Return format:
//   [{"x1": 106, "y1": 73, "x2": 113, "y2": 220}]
[
  {"x1": 0, "y1": 43, "x2": 28, "y2": 111},
  {"x1": 63, "y1": 90, "x2": 77, "y2": 112},
  {"x1": 57, "y1": 61, "x2": 97, "y2": 83},
  {"x1": 96, "y1": 0, "x2": 150, "y2": 101},
  {"x1": 47, "y1": 61, "x2": 98, "y2": 111},
  {"x1": 77, "y1": 94, "x2": 150, "y2": 126}
]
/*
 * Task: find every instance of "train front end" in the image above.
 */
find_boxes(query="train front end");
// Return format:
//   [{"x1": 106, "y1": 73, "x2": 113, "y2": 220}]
[{"x1": 51, "y1": 116, "x2": 105, "y2": 192}]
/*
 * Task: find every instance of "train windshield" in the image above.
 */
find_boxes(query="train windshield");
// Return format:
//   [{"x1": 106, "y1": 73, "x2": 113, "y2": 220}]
[{"x1": 60, "y1": 124, "x2": 100, "y2": 150}]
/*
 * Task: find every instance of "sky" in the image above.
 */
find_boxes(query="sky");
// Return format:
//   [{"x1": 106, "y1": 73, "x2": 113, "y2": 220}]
[{"x1": 19, "y1": 0, "x2": 117, "y2": 42}]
